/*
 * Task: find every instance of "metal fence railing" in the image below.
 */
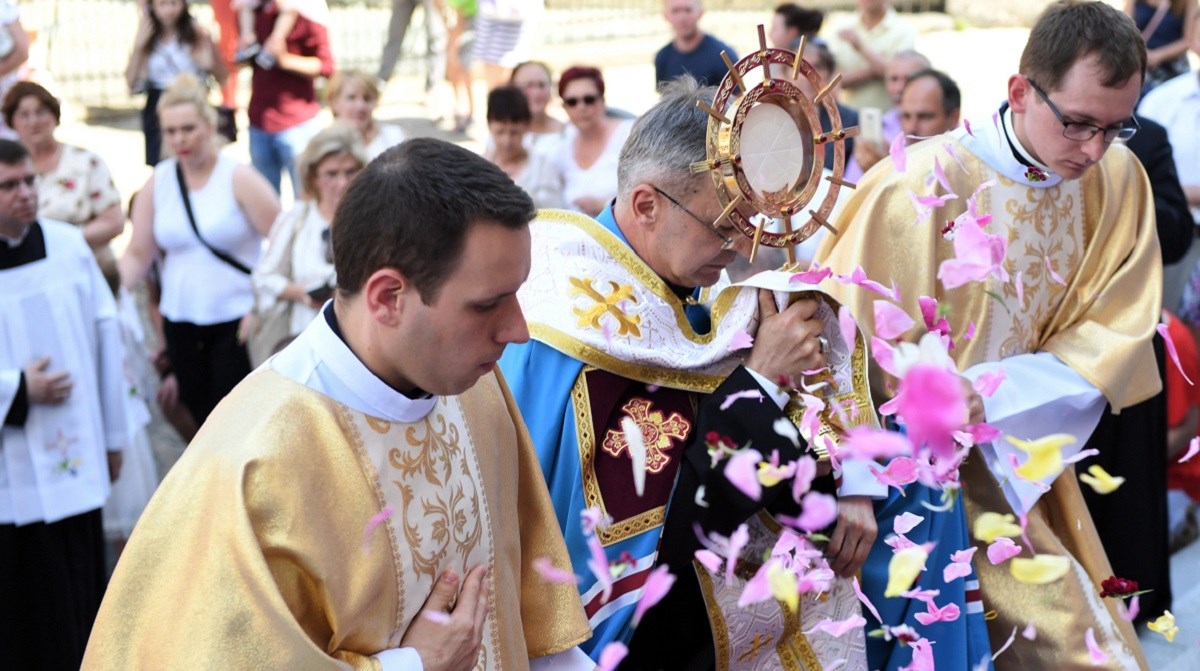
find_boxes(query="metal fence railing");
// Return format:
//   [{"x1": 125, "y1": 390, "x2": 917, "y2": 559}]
[{"x1": 27, "y1": 0, "x2": 945, "y2": 109}]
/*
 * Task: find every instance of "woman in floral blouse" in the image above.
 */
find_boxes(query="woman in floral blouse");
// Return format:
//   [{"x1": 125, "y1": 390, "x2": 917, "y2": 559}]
[{"x1": 2, "y1": 81, "x2": 123, "y2": 289}]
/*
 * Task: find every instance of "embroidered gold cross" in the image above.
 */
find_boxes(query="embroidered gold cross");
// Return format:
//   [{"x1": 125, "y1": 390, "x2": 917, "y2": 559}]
[
  {"x1": 601, "y1": 398, "x2": 690, "y2": 474},
  {"x1": 737, "y1": 633, "x2": 774, "y2": 663},
  {"x1": 569, "y1": 277, "x2": 642, "y2": 338}
]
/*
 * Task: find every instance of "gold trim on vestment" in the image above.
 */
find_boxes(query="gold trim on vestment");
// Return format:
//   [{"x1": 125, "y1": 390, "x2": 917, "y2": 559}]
[
  {"x1": 538, "y1": 209, "x2": 742, "y2": 345},
  {"x1": 572, "y1": 369, "x2": 667, "y2": 547},
  {"x1": 538, "y1": 324, "x2": 729, "y2": 393}
]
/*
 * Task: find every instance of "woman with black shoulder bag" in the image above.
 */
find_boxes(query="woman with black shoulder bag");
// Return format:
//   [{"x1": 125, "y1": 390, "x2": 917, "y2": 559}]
[{"x1": 120, "y1": 74, "x2": 279, "y2": 425}]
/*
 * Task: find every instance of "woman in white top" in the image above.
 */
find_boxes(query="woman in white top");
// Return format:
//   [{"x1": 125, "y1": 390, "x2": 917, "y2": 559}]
[
  {"x1": 3, "y1": 82, "x2": 124, "y2": 290},
  {"x1": 125, "y1": 0, "x2": 226, "y2": 166},
  {"x1": 485, "y1": 86, "x2": 562, "y2": 209},
  {"x1": 327, "y1": 69, "x2": 405, "y2": 161},
  {"x1": 0, "y1": 1, "x2": 29, "y2": 140},
  {"x1": 555, "y1": 66, "x2": 633, "y2": 216},
  {"x1": 251, "y1": 122, "x2": 365, "y2": 361},
  {"x1": 120, "y1": 75, "x2": 279, "y2": 424},
  {"x1": 510, "y1": 60, "x2": 564, "y2": 156}
]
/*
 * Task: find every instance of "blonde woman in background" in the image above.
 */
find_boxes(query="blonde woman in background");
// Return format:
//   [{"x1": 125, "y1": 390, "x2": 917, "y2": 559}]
[
  {"x1": 326, "y1": 69, "x2": 405, "y2": 160},
  {"x1": 120, "y1": 74, "x2": 279, "y2": 425},
  {"x1": 250, "y1": 123, "x2": 365, "y2": 362}
]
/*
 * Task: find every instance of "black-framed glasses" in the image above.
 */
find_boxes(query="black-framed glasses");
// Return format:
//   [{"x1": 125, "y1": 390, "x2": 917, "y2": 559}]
[
  {"x1": 1026, "y1": 78, "x2": 1139, "y2": 143},
  {"x1": 652, "y1": 185, "x2": 735, "y2": 250},
  {"x1": 563, "y1": 95, "x2": 600, "y2": 108}
]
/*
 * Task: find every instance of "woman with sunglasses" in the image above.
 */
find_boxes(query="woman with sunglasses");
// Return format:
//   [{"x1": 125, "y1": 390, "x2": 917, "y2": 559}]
[{"x1": 556, "y1": 65, "x2": 632, "y2": 216}]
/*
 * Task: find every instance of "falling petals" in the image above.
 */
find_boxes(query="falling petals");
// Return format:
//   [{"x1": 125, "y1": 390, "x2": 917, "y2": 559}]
[
  {"x1": 791, "y1": 266, "x2": 833, "y2": 285},
  {"x1": 757, "y1": 459, "x2": 796, "y2": 488},
  {"x1": 1009, "y1": 554, "x2": 1070, "y2": 585},
  {"x1": 938, "y1": 217, "x2": 1010, "y2": 290},
  {"x1": 791, "y1": 491, "x2": 839, "y2": 532},
  {"x1": 695, "y1": 549, "x2": 722, "y2": 573},
  {"x1": 836, "y1": 265, "x2": 900, "y2": 301},
  {"x1": 621, "y1": 417, "x2": 648, "y2": 497},
  {"x1": 725, "y1": 449, "x2": 764, "y2": 500},
  {"x1": 532, "y1": 557, "x2": 577, "y2": 584},
  {"x1": 840, "y1": 427, "x2": 914, "y2": 462},
  {"x1": 1147, "y1": 611, "x2": 1178, "y2": 642},
  {"x1": 774, "y1": 418, "x2": 801, "y2": 448},
  {"x1": 1015, "y1": 271, "x2": 1025, "y2": 304},
  {"x1": 586, "y1": 534, "x2": 613, "y2": 604},
  {"x1": 806, "y1": 614, "x2": 868, "y2": 637},
  {"x1": 769, "y1": 562, "x2": 801, "y2": 612},
  {"x1": 915, "y1": 599, "x2": 961, "y2": 625},
  {"x1": 893, "y1": 364, "x2": 968, "y2": 462},
  {"x1": 964, "y1": 118, "x2": 975, "y2": 137},
  {"x1": 918, "y1": 295, "x2": 951, "y2": 338},
  {"x1": 874, "y1": 301, "x2": 916, "y2": 340},
  {"x1": 728, "y1": 524, "x2": 749, "y2": 582},
  {"x1": 973, "y1": 368, "x2": 1006, "y2": 397},
  {"x1": 943, "y1": 547, "x2": 977, "y2": 582},
  {"x1": 885, "y1": 545, "x2": 929, "y2": 597},
  {"x1": 361, "y1": 505, "x2": 395, "y2": 553},
  {"x1": 987, "y1": 537, "x2": 1023, "y2": 564},
  {"x1": 933, "y1": 156, "x2": 954, "y2": 195},
  {"x1": 1085, "y1": 627, "x2": 1109, "y2": 664},
  {"x1": 728, "y1": 329, "x2": 755, "y2": 352},
  {"x1": 792, "y1": 456, "x2": 817, "y2": 502},
  {"x1": 992, "y1": 626, "x2": 1018, "y2": 661},
  {"x1": 895, "y1": 512, "x2": 925, "y2": 535},
  {"x1": 1180, "y1": 436, "x2": 1200, "y2": 463},
  {"x1": 1078, "y1": 464, "x2": 1125, "y2": 494},
  {"x1": 631, "y1": 565, "x2": 676, "y2": 625},
  {"x1": 853, "y1": 576, "x2": 884, "y2": 622},
  {"x1": 964, "y1": 321, "x2": 976, "y2": 340},
  {"x1": 872, "y1": 457, "x2": 919, "y2": 490},
  {"x1": 1044, "y1": 257, "x2": 1067, "y2": 286},
  {"x1": 890, "y1": 131, "x2": 908, "y2": 172},
  {"x1": 1022, "y1": 621, "x2": 1037, "y2": 640},
  {"x1": 1007, "y1": 433, "x2": 1076, "y2": 482},
  {"x1": 900, "y1": 637, "x2": 935, "y2": 671},
  {"x1": 974, "y1": 512, "x2": 1023, "y2": 543},
  {"x1": 1159, "y1": 323, "x2": 1195, "y2": 386},
  {"x1": 839, "y1": 305, "x2": 858, "y2": 357},
  {"x1": 1123, "y1": 595, "x2": 1141, "y2": 622},
  {"x1": 720, "y1": 388, "x2": 764, "y2": 411},
  {"x1": 596, "y1": 642, "x2": 629, "y2": 671}
]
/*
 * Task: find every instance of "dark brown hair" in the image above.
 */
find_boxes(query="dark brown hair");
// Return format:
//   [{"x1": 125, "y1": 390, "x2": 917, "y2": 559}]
[
  {"x1": 487, "y1": 86, "x2": 532, "y2": 124},
  {"x1": 144, "y1": 0, "x2": 199, "y2": 56},
  {"x1": 558, "y1": 66, "x2": 605, "y2": 99},
  {"x1": 330, "y1": 138, "x2": 535, "y2": 303},
  {"x1": 2, "y1": 82, "x2": 61, "y2": 129},
  {"x1": 1020, "y1": 1, "x2": 1146, "y2": 91}
]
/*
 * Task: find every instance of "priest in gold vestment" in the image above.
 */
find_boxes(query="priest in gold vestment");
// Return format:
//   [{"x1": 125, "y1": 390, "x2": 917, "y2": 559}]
[
  {"x1": 818, "y1": 3, "x2": 1159, "y2": 669},
  {"x1": 83, "y1": 139, "x2": 591, "y2": 671}
]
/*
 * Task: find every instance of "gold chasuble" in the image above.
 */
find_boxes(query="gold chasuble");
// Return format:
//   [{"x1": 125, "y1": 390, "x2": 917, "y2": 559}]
[
  {"x1": 818, "y1": 130, "x2": 1159, "y2": 670},
  {"x1": 83, "y1": 360, "x2": 588, "y2": 669}
]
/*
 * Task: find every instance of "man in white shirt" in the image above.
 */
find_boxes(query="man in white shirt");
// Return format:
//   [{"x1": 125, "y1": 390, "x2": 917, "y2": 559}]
[
  {"x1": 827, "y1": 0, "x2": 917, "y2": 110},
  {"x1": 0, "y1": 139, "x2": 127, "y2": 671}
]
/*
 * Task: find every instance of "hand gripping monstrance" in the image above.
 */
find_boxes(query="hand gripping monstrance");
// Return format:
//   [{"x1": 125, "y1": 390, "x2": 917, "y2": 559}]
[{"x1": 693, "y1": 27, "x2": 858, "y2": 270}]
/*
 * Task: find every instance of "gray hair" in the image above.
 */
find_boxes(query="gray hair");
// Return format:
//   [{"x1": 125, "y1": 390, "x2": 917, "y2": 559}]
[
  {"x1": 890, "y1": 49, "x2": 930, "y2": 68},
  {"x1": 617, "y1": 76, "x2": 716, "y2": 200},
  {"x1": 297, "y1": 121, "x2": 368, "y2": 201}
]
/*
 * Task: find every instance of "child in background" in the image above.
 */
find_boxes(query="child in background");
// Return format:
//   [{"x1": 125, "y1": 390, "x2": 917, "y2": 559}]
[
  {"x1": 233, "y1": 0, "x2": 298, "y2": 69},
  {"x1": 1163, "y1": 309, "x2": 1200, "y2": 551}
]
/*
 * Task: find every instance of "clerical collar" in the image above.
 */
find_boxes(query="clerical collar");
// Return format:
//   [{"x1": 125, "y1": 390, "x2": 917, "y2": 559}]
[
  {"x1": 0, "y1": 221, "x2": 45, "y2": 270},
  {"x1": 1000, "y1": 103, "x2": 1054, "y2": 183},
  {"x1": 323, "y1": 305, "x2": 432, "y2": 400},
  {"x1": 0, "y1": 222, "x2": 32, "y2": 248},
  {"x1": 954, "y1": 104, "x2": 1062, "y2": 189}
]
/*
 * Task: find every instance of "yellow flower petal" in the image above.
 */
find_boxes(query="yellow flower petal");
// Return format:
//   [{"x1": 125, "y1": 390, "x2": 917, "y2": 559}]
[
  {"x1": 1078, "y1": 465, "x2": 1125, "y2": 495},
  {"x1": 973, "y1": 512, "x2": 1023, "y2": 543},
  {"x1": 884, "y1": 545, "x2": 928, "y2": 597},
  {"x1": 767, "y1": 562, "x2": 799, "y2": 612},
  {"x1": 1009, "y1": 554, "x2": 1070, "y2": 585},
  {"x1": 757, "y1": 462, "x2": 785, "y2": 488},
  {"x1": 1006, "y1": 433, "x2": 1076, "y2": 481},
  {"x1": 1147, "y1": 611, "x2": 1179, "y2": 643}
]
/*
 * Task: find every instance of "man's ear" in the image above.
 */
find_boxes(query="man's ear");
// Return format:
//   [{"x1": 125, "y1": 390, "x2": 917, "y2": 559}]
[
  {"x1": 361, "y1": 268, "x2": 411, "y2": 327},
  {"x1": 1008, "y1": 75, "x2": 1030, "y2": 115},
  {"x1": 628, "y1": 183, "x2": 662, "y2": 232},
  {"x1": 948, "y1": 109, "x2": 961, "y2": 132}
]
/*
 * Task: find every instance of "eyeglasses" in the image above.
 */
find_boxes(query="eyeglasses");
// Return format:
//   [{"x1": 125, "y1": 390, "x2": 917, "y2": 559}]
[
  {"x1": 1026, "y1": 78, "x2": 1139, "y2": 143},
  {"x1": 0, "y1": 174, "x2": 35, "y2": 192},
  {"x1": 563, "y1": 95, "x2": 601, "y2": 108},
  {"x1": 652, "y1": 185, "x2": 736, "y2": 250}
]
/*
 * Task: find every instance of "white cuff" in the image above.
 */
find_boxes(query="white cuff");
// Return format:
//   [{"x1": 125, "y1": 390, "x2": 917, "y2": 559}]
[
  {"x1": 745, "y1": 367, "x2": 791, "y2": 410},
  {"x1": 837, "y1": 458, "x2": 888, "y2": 499},
  {"x1": 373, "y1": 647, "x2": 424, "y2": 671}
]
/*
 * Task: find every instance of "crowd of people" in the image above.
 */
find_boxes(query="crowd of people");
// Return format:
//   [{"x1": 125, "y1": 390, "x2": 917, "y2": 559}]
[{"x1": 3, "y1": 0, "x2": 1200, "y2": 669}]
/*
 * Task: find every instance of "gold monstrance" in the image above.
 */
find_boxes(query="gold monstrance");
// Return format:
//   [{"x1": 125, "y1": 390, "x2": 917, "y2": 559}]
[{"x1": 692, "y1": 27, "x2": 858, "y2": 269}]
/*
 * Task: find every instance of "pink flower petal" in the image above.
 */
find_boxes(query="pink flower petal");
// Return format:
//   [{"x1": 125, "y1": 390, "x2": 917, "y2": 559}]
[
  {"x1": 894, "y1": 512, "x2": 925, "y2": 535},
  {"x1": 621, "y1": 417, "x2": 648, "y2": 497},
  {"x1": 964, "y1": 320, "x2": 976, "y2": 340},
  {"x1": 631, "y1": 565, "x2": 676, "y2": 625},
  {"x1": 938, "y1": 218, "x2": 1009, "y2": 289},
  {"x1": 872, "y1": 336, "x2": 900, "y2": 377},
  {"x1": 1085, "y1": 627, "x2": 1109, "y2": 664},
  {"x1": 532, "y1": 557, "x2": 578, "y2": 584},
  {"x1": 1159, "y1": 323, "x2": 1195, "y2": 385},
  {"x1": 1044, "y1": 257, "x2": 1067, "y2": 286},
  {"x1": 871, "y1": 457, "x2": 919, "y2": 489},
  {"x1": 586, "y1": 534, "x2": 614, "y2": 604},
  {"x1": 987, "y1": 537, "x2": 1022, "y2": 564},
  {"x1": 964, "y1": 118, "x2": 975, "y2": 137},
  {"x1": 725, "y1": 449, "x2": 764, "y2": 501},
  {"x1": 840, "y1": 426, "x2": 914, "y2": 461},
  {"x1": 874, "y1": 301, "x2": 916, "y2": 340},
  {"x1": 992, "y1": 626, "x2": 1018, "y2": 662},
  {"x1": 1122, "y1": 594, "x2": 1141, "y2": 622},
  {"x1": 792, "y1": 455, "x2": 817, "y2": 502},
  {"x1": 805, "y1": 614, "x2": 868, "y2": 637},
  {"x1": 728, "y1": 524, "x2": 749, "y2": 582},
  {"x1": 973, "y1": 369, "x2": 1006, "y2": 397},
  {"x1": 1022, "y1": 621, "x2": 1037, "y2": 640},
  {"x1": 836, "y1": 266, "x2": 900, "y2": 301},
  {"x1": 1015, "y1": 271, "x2": 1025, "y2": 305},
  {"x1": 890, "y1": 131, "x2": 908, "y2": 172},
  {"x1": 839, "y1": 305, "x2": 858, "y2": 357},
  {"x1": 361, "y1": 505, "x2": 394, "y2": 553},
  {"x1": 1179, "y1": 436, "x2": 1200, "y2": 464},
  {"x1": 853, "y1": 576, "x2": 884, "y2": 623},
  {"x1": 790, "y1": 491, "x2": 839, "y2": 532},
  {"x1": 915, "y1": 599, "x2": 961, "y2": 625},
  {"x1": 728, "y1": 329, "x2": 754, "y2": 352},
  {"x1": 900, "y1": 638, "x2": 935, "y2": 671},
  {"x1": 791, "y1": 266, "x2": 833, "y2": 285},
  {"x1": 933, "y1": 156, "x2": 955, "y2": 195},
  {"x1": 596, "y1": 642, "x2": 629, "y2": 671},
  {"x1": 695, "y1": 549, "x2": 722, "y2": 573},
  {"x1": 720, "y1": 388, "x2": 764, "y2": 411}
]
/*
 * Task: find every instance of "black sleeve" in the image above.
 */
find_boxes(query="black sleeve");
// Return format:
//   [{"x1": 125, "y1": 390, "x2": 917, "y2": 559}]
[
  {"x1": 4, "y1": 372, "x2": 29, "y2": 427},
  {"x1": 1127, "y1": 116, "x2": 1195, "y2": 265}
]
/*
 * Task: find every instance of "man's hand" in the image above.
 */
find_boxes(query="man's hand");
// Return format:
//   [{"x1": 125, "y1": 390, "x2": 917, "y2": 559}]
[
  {"x1": 24, "y1": 357, "x2": 72, "y2": 405},
  {"x1": 959, "y1": 376, "x2": 984, "y2": 426},
  {"x1": 745, "y1": 289, "x2": 827, "y2": 383},
  {"x1": 107, "y1": 451, "x2": 123, "y2": 483},
  {"x1": 400, "y1": 566, "x2": 490, "y2": 671},
  {"x1": 826, "y1": 495, "x2": 876, "y2": 578},
  {"x1": 837, "y1": 28, "x2": 862, "y2": 50}
]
